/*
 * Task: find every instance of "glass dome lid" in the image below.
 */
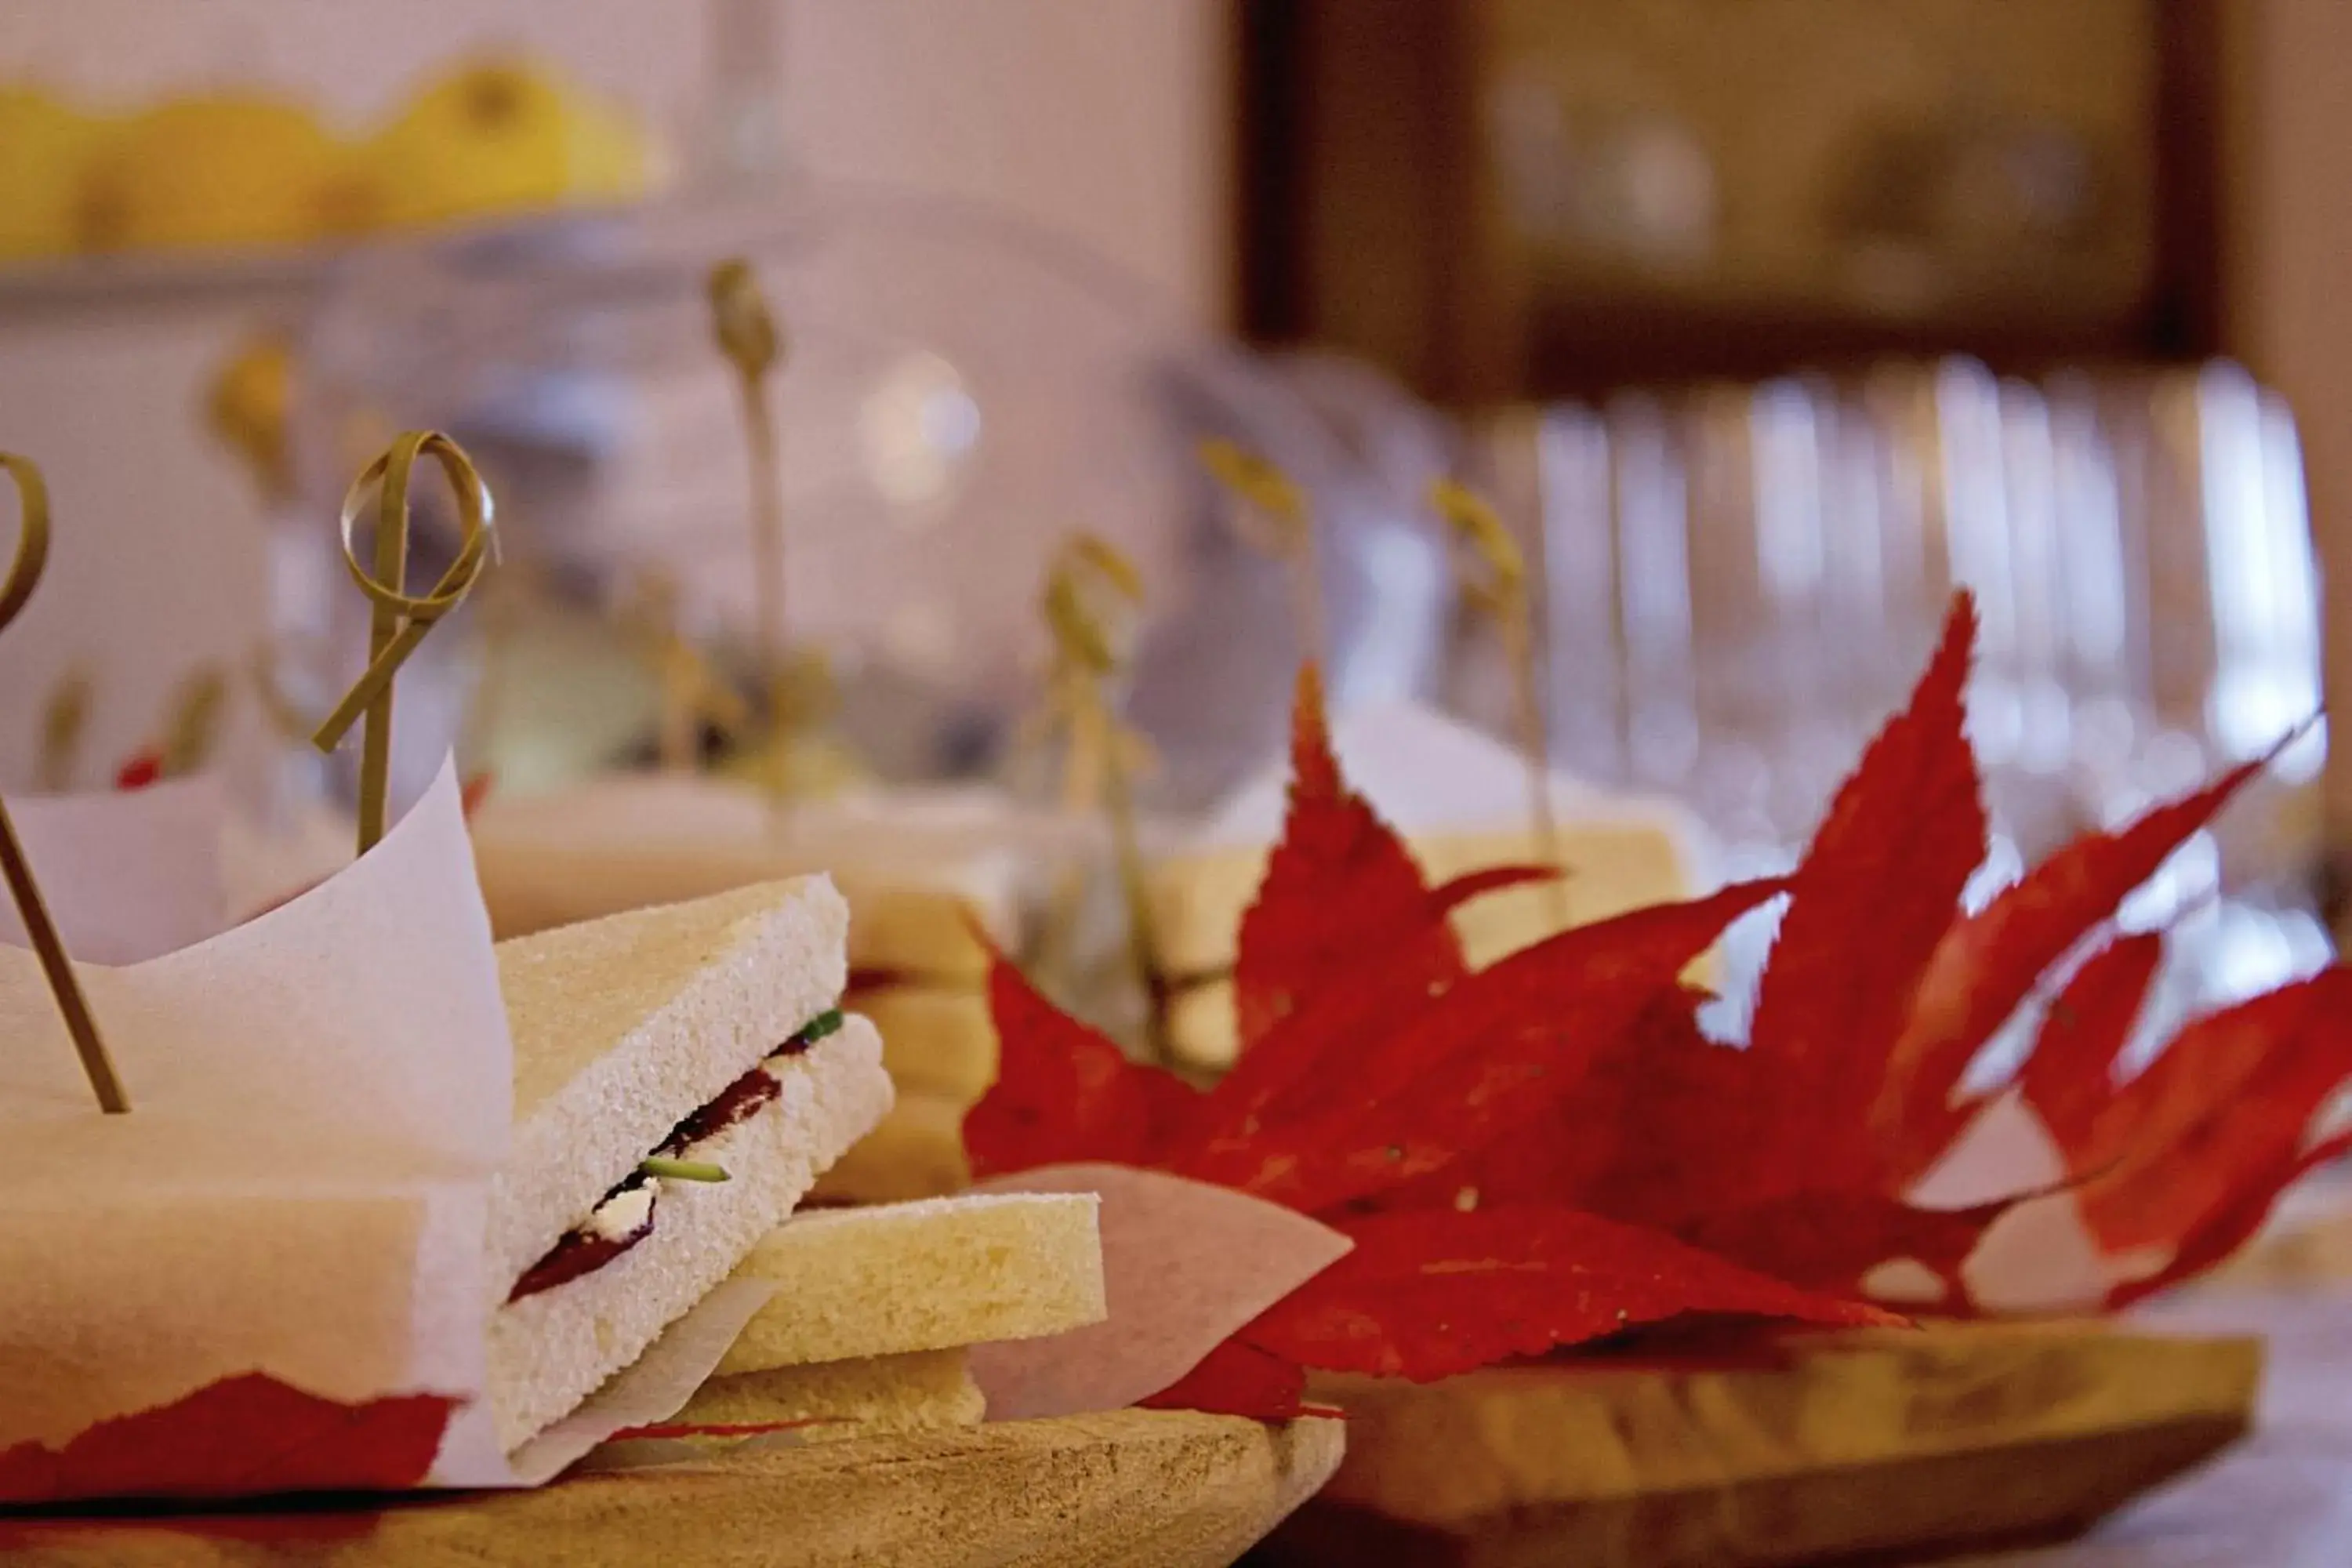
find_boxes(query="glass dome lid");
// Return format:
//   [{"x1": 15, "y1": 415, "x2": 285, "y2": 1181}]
[{"x1": 289, "y1": 180, "x2": 1448, "y2": 806}]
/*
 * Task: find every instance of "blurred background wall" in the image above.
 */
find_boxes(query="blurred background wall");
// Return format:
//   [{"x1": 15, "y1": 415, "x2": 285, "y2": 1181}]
[{"x1": 4, "y1": 0, "x2": 2352, "y2": 916}]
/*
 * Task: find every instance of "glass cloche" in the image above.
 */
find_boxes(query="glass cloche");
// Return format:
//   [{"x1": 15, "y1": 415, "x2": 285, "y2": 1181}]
[{"x1": 279, "y1": 181, "x2": 1452, "y2": 816}]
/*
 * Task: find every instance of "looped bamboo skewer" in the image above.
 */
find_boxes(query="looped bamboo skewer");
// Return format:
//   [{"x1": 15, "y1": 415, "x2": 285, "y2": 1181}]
[
  {"x1": 1037, "y1": 532, "x2": 1167, "y2": 1058},
  {"x1": 310, "y1": 431, "x2": 497, "y2": 855},
  {"x1": 706, "y1": 257, "x2": 796, "y2": 829},
  {"x1": 1199, "y1": 438, "x2": 1324, "y2": 670}
]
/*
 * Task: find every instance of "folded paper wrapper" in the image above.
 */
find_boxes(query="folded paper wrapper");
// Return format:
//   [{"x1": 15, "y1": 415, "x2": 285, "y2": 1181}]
[
  {"x1": 0, "y1": 770, "x2": 1356, "y2": 1503},
  {"x1": 967, "y1": 1165, "x2": 1352, "y2": 1423}
]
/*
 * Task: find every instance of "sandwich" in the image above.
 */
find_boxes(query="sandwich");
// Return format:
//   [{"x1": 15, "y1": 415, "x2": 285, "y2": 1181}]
[
  {"x1": 471, "y1": 775, "x2": 1098, "y2": 1205},
  {"x1": 673, "y1": 1191, "x2": 1107, "y2": 1440},
  {"x1": 1148, "y1": 701, "x2": 1705, "y2": 1070},
  {"x1": 486, "y1": 875, "x2": 893, "y2": 1454}
]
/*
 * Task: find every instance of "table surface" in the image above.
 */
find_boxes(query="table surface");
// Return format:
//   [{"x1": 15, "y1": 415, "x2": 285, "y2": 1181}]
[{"x1": 1948, "y1": 1181, "x2": 2352, "y2": 1567}]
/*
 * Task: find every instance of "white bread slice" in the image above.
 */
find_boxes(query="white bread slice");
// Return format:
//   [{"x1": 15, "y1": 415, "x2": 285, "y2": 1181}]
[
  {"x1": 488, "y1": 1014, "x2": 892, "y2": 1451},
  {"x1": 851, "y1": 982, "x2": 997, "y2": 1105},
  {"x1": 718, "y1": 1192, "x2": 1105, "y2": 1376},
  {"x1": 488, "y1": 877, "x2": 850, "y2": 1297},
  {"x1": 677, "y1": 1348, "x2": 982, "y2": 1439},
  {"x1": 808, "y1": 1091, "x2": 971, "y2": 1206},
  {"x1": 468, "y1": 775, "x2": 1031, "y2": 978}
]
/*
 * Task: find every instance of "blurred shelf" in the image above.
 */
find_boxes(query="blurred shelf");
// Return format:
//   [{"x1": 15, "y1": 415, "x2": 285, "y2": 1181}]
[{"x1": 0, "y1": 203, "x2": 644, "y2": 323}]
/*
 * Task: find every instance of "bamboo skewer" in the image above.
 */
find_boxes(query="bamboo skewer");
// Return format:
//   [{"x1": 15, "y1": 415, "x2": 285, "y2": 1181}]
[
  {"x1": 33, "y1": 665, "x2": 89, "y2": 793},
  {"x1": 626, "y1": 568, "x2": 753, "y2": 771},
  {"x1": 1431, "y1": 477, "x2": 1566, "y2": 922},
  {"x1": 0, "y1": 453, "x2": 129, "y2": 1112},
  {"x1": 708, "y1": 258, "x2": 794, "y2": 830},
  {"x1": 1037, "y1": 535, "x2": 1164, "y2": 1059}
]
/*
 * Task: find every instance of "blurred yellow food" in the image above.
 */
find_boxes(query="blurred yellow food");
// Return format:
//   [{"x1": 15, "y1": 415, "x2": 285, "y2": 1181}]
[
  {"x1": 368, "y1": 60, "x2": 649, "y2": 228},
  {"x1": 85, "y1": 95, "x2": 372, "y2": 252},
  {"x1": 0, "y1": 88, "x2": 111, "y2": 260}
]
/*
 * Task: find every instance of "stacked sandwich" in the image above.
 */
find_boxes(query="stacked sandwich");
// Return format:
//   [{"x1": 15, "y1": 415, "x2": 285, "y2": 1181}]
[
  {"x1": 1148, "y1": 702, "x2": 1704, "y2": 1071},
  {"x1": 485, "y1": 875, "x2": 892, "y2": 1454},
  {"x1": 470, "y1": 775, "x2": 1096, "y2": 1207},
  {"x1": 680, "y1": 1192, "x2": 1106, "y2": 1441}
]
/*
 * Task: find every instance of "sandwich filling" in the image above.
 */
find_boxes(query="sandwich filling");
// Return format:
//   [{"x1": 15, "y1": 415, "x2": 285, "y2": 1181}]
[{"x1": 507, "y1": 1007, "x2": 847, "y2": 1302}]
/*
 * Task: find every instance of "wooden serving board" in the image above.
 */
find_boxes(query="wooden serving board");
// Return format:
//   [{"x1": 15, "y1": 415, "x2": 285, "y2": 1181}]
[
  {"x1": 1254, "y1": 1320, "x2": 2259, "y2": 1568},
  {"x1": 0, "y1": 1410, "x2": 1344, "y2": 1568}
]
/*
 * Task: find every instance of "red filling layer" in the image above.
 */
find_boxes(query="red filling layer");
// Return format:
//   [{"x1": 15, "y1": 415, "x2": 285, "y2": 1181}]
[
  {"x1": 503, "y1": 1014, "x2": 839, "y2": 1305},
  {"x1": 656, "y1": 1063, "x2": 783, "y2": 1156},
  {"x1": 507, "y1": 1193, "x2": 655, "y2": 1301}
]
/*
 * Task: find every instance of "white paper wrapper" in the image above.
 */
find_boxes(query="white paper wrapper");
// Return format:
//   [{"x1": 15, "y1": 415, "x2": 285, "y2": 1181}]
[
  {"x1": 965, "y1": 1164, "x2": 1352, "y2": 1421},
  {"x1": 1183, "y1": 700, "x2": 1707, "y2": 854},
  {"x1": 0, "y1": 775, "x2": 230, "y2": 963}
]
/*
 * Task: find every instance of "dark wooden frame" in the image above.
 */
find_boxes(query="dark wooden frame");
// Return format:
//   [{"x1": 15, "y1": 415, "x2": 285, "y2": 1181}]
[{"x1": 1236, "y1": 0, "x2": 2227, "y2": 406}]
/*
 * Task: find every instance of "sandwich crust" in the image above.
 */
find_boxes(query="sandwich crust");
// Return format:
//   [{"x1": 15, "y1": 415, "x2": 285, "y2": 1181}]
[
  {"x1": 851, "y1": 983, "x2": 998, "y2": 1105},
  {"x1": 807, "y1": 1091, "x2": 971, "y2": 1206},
  {"x1": 468, "y1": 775, "x2": 1028, "y2": 977},
  {"x1": 720, "y1": 1192, "x2": 1105, "y2": 1376},
  {"x1": 677, "y1": 1346, "x2": 984, "y2": 1439}
]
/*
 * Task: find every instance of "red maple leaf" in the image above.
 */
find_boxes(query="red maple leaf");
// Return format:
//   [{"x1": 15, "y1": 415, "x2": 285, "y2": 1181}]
[
  {"x1": 973, "y1": 604, "x2": 2343, "y2": 1421},
  {"x1": 1424, "y1": 986, "x2": 1745, "y2": 1226},
  {"x1": 1186, "y1": 866, "x2": 1558, "y2": 1156},
  {"x1": 1876, "y1": 740, "x2": 2289, "y2": 1180},
  {"x1": 964, "y1": 952, "x2": 1198, "y2": 1177},
  {"x1": 2107, "y1": 1133, "x2": 2352, "y2": 1308},
  {"x1": 1232, "y1": 663, "x2": 1462, "y2": 1054},
  {"x1": 1456, "y1": 604, "x2": 2020, "y2": 1297},
  {"x1": 971, "y1": 664, "x2": 1897, "y2": 1414},
  {"x1": 1176, "y1": 880, "x2": 1782, "y2": 1214},
  {"x1": 2065, "y1": 970, "x2": 2352, "y2": 1259},
  {"x1": 2020, "y1": 933, "x2": 2166, "y2": 1158},
  {"x1": 1677, "y1": 1190, "x2": 2005, "y2": 1303},
  {"x1": 0, "y1": 1374, "x2": 456, "y2": 1504},
  {"x1": 1552, "y1": 598, "x2": 2337, "y2": 1307},
  {"x1": 1135, "y1": 1338, "x2": 1314, "y2": 1422},
  {"x1": 1241, "y1": 1207, "x2": 1897, "y2": 1382},
  {"x1": 1745, "y1": 595, "x2": 1985, "y2": 1189}
]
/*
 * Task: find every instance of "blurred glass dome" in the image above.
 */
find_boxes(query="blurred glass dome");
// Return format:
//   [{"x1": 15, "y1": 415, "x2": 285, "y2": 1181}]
[{"x1": 285, "y1": 180, "x2": 1449, "y2": 811}]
